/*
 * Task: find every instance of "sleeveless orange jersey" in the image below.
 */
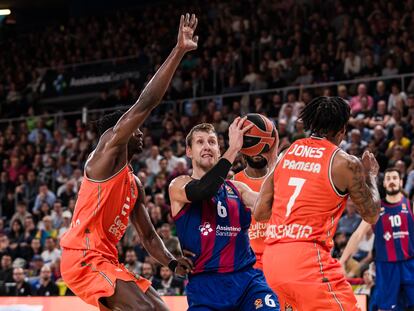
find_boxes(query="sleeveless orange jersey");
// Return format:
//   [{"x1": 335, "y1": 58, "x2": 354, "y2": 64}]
[
  {"x1": 60, "y1": 164, "x2": 138, "y2": 261},
  {"x1": 60, "y1": 164, "x2": 152, "y2": 308},
  {"x1": 234, "y1": 169, "x2": 267, "y2": 269},
  {"x1": 267, "y1": 137, "x2": 348, "y2": 249},
  {"x1": 263, "y1": 137, "x2": 360, "y2": 311}
]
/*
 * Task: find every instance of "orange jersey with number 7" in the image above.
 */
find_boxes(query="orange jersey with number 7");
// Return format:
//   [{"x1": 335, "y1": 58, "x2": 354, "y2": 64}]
[
  {"x1": 263, "y1": 137, "x2": 361, "y2": 311},
  {"x1": 266, "y1": 137, "x2": 347, "y2": 247},
  {"x1": 233, "y1": 170, "x2": 267, "y2": 270}
]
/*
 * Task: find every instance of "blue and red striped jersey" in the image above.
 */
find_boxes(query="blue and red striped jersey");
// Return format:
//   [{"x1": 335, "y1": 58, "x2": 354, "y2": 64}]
[
  {"x1": 373, "y1": 196, "x2": 414, "y2": 262},
  {"x1": 173, "y1": 180, "x2": 256, "y2": 274}
]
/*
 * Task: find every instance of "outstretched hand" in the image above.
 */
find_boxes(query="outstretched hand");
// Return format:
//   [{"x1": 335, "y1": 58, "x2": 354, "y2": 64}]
[
  {"x1": 176, "y1": 13, "x2": 198, "y2": 52},
  {"x1": 361, "y1": 150, "x2": 379, "y2": 177}
]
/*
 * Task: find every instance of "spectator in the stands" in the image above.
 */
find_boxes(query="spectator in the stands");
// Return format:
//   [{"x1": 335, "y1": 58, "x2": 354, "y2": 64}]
[
  {"x1": 33, "y1": 184, "x2": 56, "y2": 213},
  {"x1": 124, "y1": 248, "x2": 141, "y2": 276},
  {"x1": 337, "y1": 200, "x2": 361, "y2": 236},
  {"x1": 146, "y1": 146, "x2": 162, "y2": 176},
  {"x1": 35, "y1": 216, "x2": 58, "y2": 247},
  {"x1": 159, "y1": 223, "x2": 181, "y2": 257},
  {"x1": 34, "y1": 265, "x2": 59, "y2": 296},
  {"x1": 41, "y1": 237, "x2": 61, "y2": 267},
  {"x1": 154, "y1": 266, "x2": 184, "y2": 296},
  {"x1": 349, "y1": 83, "x2": 374, "y2": 114},
  {"x1": 9, "y1": 267, "x2": 32, "y2": 296}
]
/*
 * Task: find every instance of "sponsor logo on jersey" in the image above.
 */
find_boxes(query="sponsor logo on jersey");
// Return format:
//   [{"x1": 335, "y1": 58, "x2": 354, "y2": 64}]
[
  {"x1": 267, "y1": 223, "x2": 313, "y2": 240},
  {"x1": 199, "y1": 222, "x2": 214, "y2": 236},
  {"x1": 383, "y1": 231, "x2": 392, "y2": 241},
  {"x1": 225, "y1": 185, "x2": 239, "y2": 199},
  {"x1": 199, "y1": 222, "x2": 241, "y2": 237},
  {"x1": 225, "y1": 185, "x2": 234, "y2": 194},
  {"x1": 383, "y1": 229, "x2": 410, "y2": 241},
  {"x1": 108, "y1": 196, "x2": 131, "y2": 240},
  {"x1": 249, "y1": 222, "x2": 268, "y2": 240},
  {"x1": 254, "y1": 298, "x2": 263, "y2": 309},
  {"x1": 282, "y1": 159, "x2": 321, "y2": 174}
]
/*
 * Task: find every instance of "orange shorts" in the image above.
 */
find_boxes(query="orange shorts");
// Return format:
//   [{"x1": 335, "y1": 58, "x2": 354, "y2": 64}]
[
  {"x1": 263, "y1": 242, "x2": 361, "y2": 311},
  {"x1": 61, "y1": 248, "x2": 151, "y2": 309}
]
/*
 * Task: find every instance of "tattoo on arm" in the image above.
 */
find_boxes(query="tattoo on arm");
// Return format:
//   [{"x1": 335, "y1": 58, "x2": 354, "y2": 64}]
[{"x1": 347, "y1": 158, "x2": 380, "y2": 224}]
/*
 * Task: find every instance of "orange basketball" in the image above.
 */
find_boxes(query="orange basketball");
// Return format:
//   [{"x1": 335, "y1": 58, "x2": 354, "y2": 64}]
[{"x1": 241, "y1": 113, "x2": 276, "y2": 157}]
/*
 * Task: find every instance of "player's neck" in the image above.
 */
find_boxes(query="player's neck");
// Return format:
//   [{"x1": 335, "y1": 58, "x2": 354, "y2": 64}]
[
  {"x1": 385, "y1": 192, "x2": 403, "y2": 204},
  {"x1": 244, "y1": 166, "x2": 268, "y2": 179},
  {"x1": 191, "y1": 166, "x2": 207, "y2": 180}
]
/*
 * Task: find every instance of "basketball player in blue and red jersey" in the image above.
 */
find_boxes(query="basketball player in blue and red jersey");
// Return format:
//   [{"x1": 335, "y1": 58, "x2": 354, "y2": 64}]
[
  {"x1": 341, "y1": 168, "x2": 414, "y2": 311},
  {"x1": 60, "y1": 14, "x2": 198, "y2": 311},
  {"x1": 254, "y1": 97, "x2": 381, "y2": 310},
  {"x1": 169, "y1": 120, "x2": 280, "y2": 310}
]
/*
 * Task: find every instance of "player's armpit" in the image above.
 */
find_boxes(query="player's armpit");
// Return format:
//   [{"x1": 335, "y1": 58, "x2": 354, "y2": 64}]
[
  {"x1": 253, "y1": 169, "x2": 274, "y2": 221},
  {"x1": 341, "y1": 154, "x2": 380, "y2": 224}
]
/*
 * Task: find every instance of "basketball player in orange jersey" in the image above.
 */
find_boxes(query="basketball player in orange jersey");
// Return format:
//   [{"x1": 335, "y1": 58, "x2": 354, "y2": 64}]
[
  {"x1": 254, "y1": 96, "x2": 381, "y2": 310},
  {"x1": 234, "y1": 155, "x2": 269, "y2": 270},
  {"x1": 60, "y1": 14, "x2": 198, "y2": 311}
]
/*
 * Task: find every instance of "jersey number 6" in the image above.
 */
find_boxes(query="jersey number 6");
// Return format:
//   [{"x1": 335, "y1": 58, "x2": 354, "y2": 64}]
[{"x1": 217, "y1": 201, "x2": 227, "y2": 218}]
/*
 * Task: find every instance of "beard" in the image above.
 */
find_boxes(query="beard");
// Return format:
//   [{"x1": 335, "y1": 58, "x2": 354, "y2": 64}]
[
  {"x1": 196, "y1": 158, "x2": 215, "y2": 172},
  {"x1": 385, "y1": 188, "x2": 401, "y2": 196},
  {"x1": 245, "y1": 156, "x2": 268, "y2": 169}
]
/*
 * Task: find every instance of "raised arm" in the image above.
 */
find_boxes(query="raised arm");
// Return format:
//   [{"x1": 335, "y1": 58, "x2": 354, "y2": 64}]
[
  {"x1": 333, "y1": 150, "x2": 381, "y2": 224},
  {"x1": 111, "y1": 14, "x2": 198, "y2": 146},
  {"x1": 130, "y1": 177, "x2": 193, "y2": 276},
  {"x1": 169, "y1": 117, "x2": 253, "y2": 217},
  {"x1": 339, "y1": 220, "x2": 371, "y2": 266}
]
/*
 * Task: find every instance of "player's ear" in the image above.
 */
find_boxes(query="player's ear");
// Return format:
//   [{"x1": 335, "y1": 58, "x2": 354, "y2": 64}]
[{"x1": 186, "y1": 146, "x2": 192, "y2": 159}]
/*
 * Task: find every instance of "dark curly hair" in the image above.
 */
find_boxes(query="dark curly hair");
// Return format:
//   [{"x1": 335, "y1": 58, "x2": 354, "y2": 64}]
[
  {"x1": 96, "y1": 110, "x2": 124, "y2": 136},
  {"x1": 299, "y1": 96, "x2": 350, "y2": 138}
]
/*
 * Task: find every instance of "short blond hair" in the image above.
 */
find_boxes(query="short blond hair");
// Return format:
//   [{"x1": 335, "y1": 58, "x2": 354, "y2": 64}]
[{"x1": 185, "y1": 123, "x2": 217, "y2": 147}]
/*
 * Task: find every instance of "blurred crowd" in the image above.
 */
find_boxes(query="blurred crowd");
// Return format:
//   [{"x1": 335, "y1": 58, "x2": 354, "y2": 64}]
[
  {"x1": 2, "y1": 0, "x2": 414, "y2": 117},
  {"x1": 0, "y1": 77, "x2": 413, "y2": 298},
  {"x1": 0, "y1": 0, "x2": 413, "y2": 301}
]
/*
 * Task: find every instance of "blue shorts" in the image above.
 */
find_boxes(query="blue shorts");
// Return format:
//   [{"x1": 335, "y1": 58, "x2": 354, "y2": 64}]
[
  {"x1": 374, "y1": 258, "x2": 414, "y2": 310},
  {"x1": 186, "y1": 267, "x2": 279, "y2": 311}
]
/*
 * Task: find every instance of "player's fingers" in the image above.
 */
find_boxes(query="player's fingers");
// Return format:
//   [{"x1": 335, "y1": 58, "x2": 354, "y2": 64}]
[
  {"x1": 237, "y1": 116, "x2": 247, "y2": 129},
  {"x1": 180, "y1": 257, "x2": 194, "y2": 269},
  {"x1": 193, "y1": 17, "x2": 198, "y2": 31},
  {"x1": 189, "y1": 13, "x2": 196, "y2": 28},
  {"x1": 179, "y1": 15, "x2": 184, "y2": 30},
  {"x1": 193, "y1": 35, "x2": 199, "y2": 44},
  {"x1": 232, "y1": 116, "x2": 241, "y2": 128},
  {"x1": 185, "y1": 13, "x2": 190, "y2": 26},
  {"x1": 183, "y1": 249, "x2": 196, "y2": 257},
  {"x1": 241, "y1": 123, "x2": 254, "y2": 134}
]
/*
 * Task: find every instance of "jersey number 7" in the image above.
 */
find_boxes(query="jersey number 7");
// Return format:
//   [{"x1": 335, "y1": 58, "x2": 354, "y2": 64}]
[{"x1": 286, "y1": 177, "x2": 306, "y2": 217}]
